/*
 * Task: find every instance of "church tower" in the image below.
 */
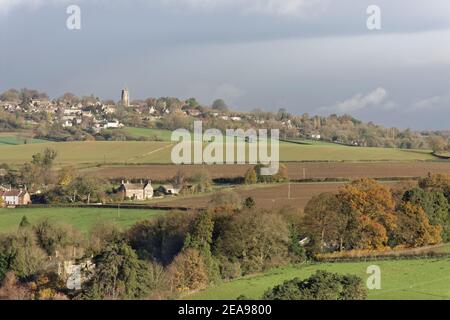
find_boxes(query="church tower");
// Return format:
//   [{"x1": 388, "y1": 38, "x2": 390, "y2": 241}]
[{"x1": 121, "y1": 87, "x2": 130, "y2": 107}]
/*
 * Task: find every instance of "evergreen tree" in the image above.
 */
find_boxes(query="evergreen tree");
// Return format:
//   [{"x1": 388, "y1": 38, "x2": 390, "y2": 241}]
[{"x1": 18, "y1": 216, "x2": 30, "y2": 229}]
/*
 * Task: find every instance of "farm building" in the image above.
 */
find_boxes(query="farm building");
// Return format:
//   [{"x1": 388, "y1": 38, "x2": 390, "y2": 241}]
[
  {"x1": 0, "y1": 168, "x2": 7, "y2": 177},
  {"x1": 119, "y1": 180, "x2": 153, "y2": 200},
  {"x1": 0, "y1": 188, "x2": 32, "y2": 206},
  {"x1": 156, "y1": 184, "x2": 180, "y2": 196}
]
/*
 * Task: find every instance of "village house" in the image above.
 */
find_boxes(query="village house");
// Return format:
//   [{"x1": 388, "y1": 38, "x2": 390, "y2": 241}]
[
  {"x1": 119, "y1": 180, "x2": 153, "y2": 200},
  {"x1": 183, "y1": 108, "x2": 202, "y2": 117},
  {"x1": 0, "y1": 187, "x2": 32, "y2": 206},
  {"x1": 103, "y1": 105, "x2": 116, "y2": 114}
]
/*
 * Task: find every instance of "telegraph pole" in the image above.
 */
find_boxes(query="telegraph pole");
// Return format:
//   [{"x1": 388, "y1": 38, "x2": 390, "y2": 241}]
[{"x1": 288, "y1": 182, "x2": 291, "y2": 200}]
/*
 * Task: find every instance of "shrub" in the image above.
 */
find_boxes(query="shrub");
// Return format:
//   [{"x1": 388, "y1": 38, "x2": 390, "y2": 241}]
[{"x1": 262, "y1": 270, "x2": 367, "y2": 300}]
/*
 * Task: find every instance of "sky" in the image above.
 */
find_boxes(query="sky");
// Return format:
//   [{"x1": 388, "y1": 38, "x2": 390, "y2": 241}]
[{"x1": 1, "y1": 0, "x2": 450, "y2": 130}]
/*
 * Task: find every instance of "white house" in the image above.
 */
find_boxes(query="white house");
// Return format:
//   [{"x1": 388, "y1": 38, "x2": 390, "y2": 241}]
[
  {"x1": 0, "y1": 188, "x2": 32, "y2": 206},
  {"x1": 119, "y1": 180, "x2": 153, "y2": 200}
]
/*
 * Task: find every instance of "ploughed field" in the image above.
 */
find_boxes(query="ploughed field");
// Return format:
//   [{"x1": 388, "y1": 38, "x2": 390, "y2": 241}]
[
  {"x1": 85, "y1": 161, "x2": 450, "y2": 181},
  {"x1": 147, "y1": 182, "x2": 401, "y2": 210},
  {"x1": 146, "y1": 181, "x2": 409, "y2": 210},
  {"x1": 187, "y1": 258, "x2": 450, "y2": 300}
]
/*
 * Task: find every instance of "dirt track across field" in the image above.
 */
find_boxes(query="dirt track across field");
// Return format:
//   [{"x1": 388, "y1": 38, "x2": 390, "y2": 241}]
[{"x1": 84, "y1": 161, "x2": 450, "y2": 181}]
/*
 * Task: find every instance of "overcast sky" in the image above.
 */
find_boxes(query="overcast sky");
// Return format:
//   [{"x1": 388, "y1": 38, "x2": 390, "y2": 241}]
[{"x1": 1, "y1": 0, "x2": 450, "y2": 129}]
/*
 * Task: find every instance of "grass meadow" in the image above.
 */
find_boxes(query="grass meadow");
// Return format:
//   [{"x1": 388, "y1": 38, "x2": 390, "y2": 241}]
[
  {"x1": 187, "y1": 257, "x2": 450, "y2": 300},
  {"x1": 0, "y1": 139, "x2": 436, "y2": 166},
  {"x1": 123, "y1": 127, "x2": 173, "y2": 141},
  {"x1": 0, "y1": 207, "x2": 165, "y2": 234},
  {"x1": 0, "y1": 135, "x2": 47, "y2": 146}
]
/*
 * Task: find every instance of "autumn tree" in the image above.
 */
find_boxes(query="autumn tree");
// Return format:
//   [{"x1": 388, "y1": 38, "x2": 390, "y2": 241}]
[
  {"x1": 190, "y1": 170, "x2": 213, "y2": 193},
  {"x1": 88, "y1": 220, "x2": 123, "y2": 255},
  {"x1": 244, "y1": 168, "x2": 257, "y2": 185},
  {"x1": 0, "y1": 272, "x2": 32, "y2": 300},
  {"x1": 183, "y1": 211, "x2": 219, "y2": 283},
  {"x1": 67, "y1": 175, "x2": 109, "y2": 203},
  {"x1": 254, "y1": 163, "x2": 288, "y2": 183},
  {"x1": 419, "y1": 173, "x2": 450, "y2": 201},
  {"x1": 20, "y1": 148, "x2": 58, "y2": 188},
  {"x1": 209, "y1": 190, "x2": 242, "y2": 211},
  {"x1": 403, "y1": 188, "x2": 450, "y2": 241},
  {"x1": 167, "y1": 248, "x2": 209, "y2": 293},
  {"x1": 427, "y1": 135, "x2": 447, "y2": 153},
  {"x1": 302, "y1": 193, "x2": 347, "y2": 252},
  {"x1": 161, "y1": 111, "x2": 192, "y2": 131},
  {"x1": 338, "y1": 178, "x2": 397, "y2": 250},
  {"x1": 31, "y1": 148, "x2": 58, "y2": 185},
  {"x1": 0, "y1": 89, "x2": 21, "y2": 102},
  {"x1": 33, "y1": 219, "x2": 82, "y2": 257},
  {"x1": 395, "y1": 203, "x2": 442, "y2": 247},
  {"x1": 57, "y1": 166, "x2": 77, "y2": 187}
]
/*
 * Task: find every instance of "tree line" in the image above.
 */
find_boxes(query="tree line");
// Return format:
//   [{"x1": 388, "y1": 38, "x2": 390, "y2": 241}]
[
  {"x1": 1, "y1": 174, "x2": 450, "y2": 299},
  {"x1": 4, "y1": 88, "x2": 450, "y2": 151}
]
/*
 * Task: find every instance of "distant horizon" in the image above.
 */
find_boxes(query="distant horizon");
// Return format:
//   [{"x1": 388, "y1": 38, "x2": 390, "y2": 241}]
[{"x1": 2, "y1": 85, "x2": 449, "y2": 132}]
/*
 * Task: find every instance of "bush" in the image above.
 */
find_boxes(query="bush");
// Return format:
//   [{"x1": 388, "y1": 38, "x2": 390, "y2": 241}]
[
  {"x1": 218, "y1": 259, "x2": 241, "y2": 280},
  {"x1": 262, "y1": 270, "x2": 367, "y2": 300}
]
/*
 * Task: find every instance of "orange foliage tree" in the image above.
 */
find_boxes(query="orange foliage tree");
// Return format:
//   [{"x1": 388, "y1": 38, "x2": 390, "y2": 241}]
[
  {"x1": 395, "y1": 203, "x2": 442, "y2": 247},
  {"x1": 167, "y1": 249, "x2": 209, "y2": 293},
  {"x1": 338, "y1": 178, "x2": 397, "y2": 250}
]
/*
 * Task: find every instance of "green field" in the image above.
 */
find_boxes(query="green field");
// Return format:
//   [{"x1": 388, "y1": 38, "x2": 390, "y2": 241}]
[
  {"x1": 0, "y1": 141, "x2": 174, "y2": 165},
  {"x1": 188, "y1": 258, "x2": 450, "y2": 300},
  {"x1": 0, "y1": 139, "x2": 437, "y2": 166},
  {"x1": 0, "y1": 135, "x2": 47, "y2": 146},
  {"x1": 0, "y1": 207, "x2": 165, "y2": 234},
  {"x1": 124, "y1": 127, "x2": 173, "y2": 141},
  {"x1": 278, "y1": 141, "x2": 435, "y2": 161}
]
